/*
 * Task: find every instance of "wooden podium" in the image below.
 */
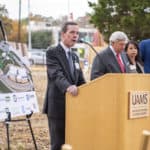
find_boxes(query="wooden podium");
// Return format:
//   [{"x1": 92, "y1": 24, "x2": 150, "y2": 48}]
[{"x1": 65, "y1": 74, "x2": 150, "y2": 150}]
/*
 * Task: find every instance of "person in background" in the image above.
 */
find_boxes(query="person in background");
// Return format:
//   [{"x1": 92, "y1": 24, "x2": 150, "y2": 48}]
[
  {"x1": 125, "y1": 41, "x2": 144, "y2": 73},
  {"x1": 90, "y1": 31, "x2": 130, "y2": 80},
  {"x1": 139, "y1": 39, "x2": 150, "y2": 73},
  {"x1": 43, "y1": 21, "x2": 85, "y2": 150}
]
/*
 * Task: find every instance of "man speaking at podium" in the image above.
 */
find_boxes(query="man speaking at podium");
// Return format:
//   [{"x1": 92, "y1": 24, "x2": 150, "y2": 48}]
[
  {"x1": 43, "y1": 22, "x2": 85, "y2": 150},
  {"x1": 91, "y1": 31, "x2": 130, "y2": 80}
]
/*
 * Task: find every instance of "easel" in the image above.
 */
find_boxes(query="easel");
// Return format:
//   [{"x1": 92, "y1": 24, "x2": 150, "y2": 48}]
[{"x1": 4, "y1": 111, "x2": 38, "y2": 150}]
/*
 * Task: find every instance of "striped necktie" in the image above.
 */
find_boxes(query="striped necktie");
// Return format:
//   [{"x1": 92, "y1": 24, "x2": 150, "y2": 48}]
[{"x1": 67, "y1": 51, "x2": 74, "y2": 78}]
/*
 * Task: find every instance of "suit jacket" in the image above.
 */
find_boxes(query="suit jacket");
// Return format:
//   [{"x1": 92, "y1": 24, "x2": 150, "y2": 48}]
[
  {"x1": 126, "y1": 61, "x2": 144, "y2": 73},
  {"x1": 91, "y1": 47, "x2": 130, "y2": 80},
  {"x1": 43, "y1": 44, "x2": 85, "y2": 119},
  {"x1": 139, "y1": 39, "x2": 150, "y2": 73}
]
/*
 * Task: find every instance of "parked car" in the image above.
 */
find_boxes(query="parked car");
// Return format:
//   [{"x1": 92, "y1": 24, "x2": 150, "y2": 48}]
[{"x1": 29, "y1": 51, "x2": 46, "y2": 65}]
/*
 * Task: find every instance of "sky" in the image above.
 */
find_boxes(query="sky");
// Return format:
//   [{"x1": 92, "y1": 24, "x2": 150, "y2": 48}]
[{"x1": 1, "y1": 0, "x2": 97, "y2": 19}]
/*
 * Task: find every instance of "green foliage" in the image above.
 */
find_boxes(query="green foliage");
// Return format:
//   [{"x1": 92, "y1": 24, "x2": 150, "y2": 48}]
[
  {"x1": 0, "y1": 4, "x2": 8, "y2": 17},
  {"x1": 88, "y1": 0, "x2": 150, "y2": 42},
  {"x1": 0, "y1": 4, "x2": 13, "y2": 40},
  {"x1": 31, "y1": 30, "x2": 53, "y2": 49}
]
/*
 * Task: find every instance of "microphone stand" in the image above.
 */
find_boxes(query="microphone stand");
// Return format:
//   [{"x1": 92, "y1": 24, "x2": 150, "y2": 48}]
[
  {"x1": 78, "y1": 40, "x2": 99, "y2": 81},
  {"x1": 78, "y1": 40, "x2": 98, "y2": 55}
]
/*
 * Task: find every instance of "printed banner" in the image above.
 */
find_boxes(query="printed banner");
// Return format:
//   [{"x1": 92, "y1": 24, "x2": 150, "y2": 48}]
[
  {"x1": 0, "y1": 91, "x2": 39, "y2": 121},
  {"x1": 0, "y1": 41, "x2": 39, "y2": 121}
]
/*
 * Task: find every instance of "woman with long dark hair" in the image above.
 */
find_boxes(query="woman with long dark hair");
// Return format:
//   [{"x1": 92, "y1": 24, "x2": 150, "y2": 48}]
[{"x1": 124, "y1": 40, "x2": 144, "y2": 73}]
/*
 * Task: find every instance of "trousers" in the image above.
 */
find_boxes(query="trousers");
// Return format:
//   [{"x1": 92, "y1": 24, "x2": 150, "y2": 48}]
[{"x1": 48, "y1": 117, "x2": 65, "y2": 150}]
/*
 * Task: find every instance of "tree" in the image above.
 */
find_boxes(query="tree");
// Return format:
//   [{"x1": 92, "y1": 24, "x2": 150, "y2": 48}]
[
  {"x1": 0, "y1": 4, "x2": 13, "y2": 40},
  {"x1": 7, "y1": 20, "x2": 27, "y2": 43},
  {"x1": 0, "y1": 4, "x2": 8, "y2": 17},
  {"x1": 31, "y1": 30, "x2": 53, "y2": 49},
  {"x1": 88, "y1": 0, "x2": 150, "y2": 42}
]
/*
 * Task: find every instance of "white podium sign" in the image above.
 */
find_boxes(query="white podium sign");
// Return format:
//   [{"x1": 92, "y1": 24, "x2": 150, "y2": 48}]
[{"x1": 129, "y1": 91, "x2": 150, "y2": 119}]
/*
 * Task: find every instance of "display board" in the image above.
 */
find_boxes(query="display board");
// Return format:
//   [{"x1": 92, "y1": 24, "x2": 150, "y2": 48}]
[{"x1": 0, "y1": 41, "x2": 39, "y2": 121}]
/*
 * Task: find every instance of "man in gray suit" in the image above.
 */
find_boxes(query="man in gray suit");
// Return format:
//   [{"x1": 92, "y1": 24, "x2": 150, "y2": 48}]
[
  {"x1": 43, "y1": 22, "x2": 85, "y2": 150},
  {"x1": 91, "y1": 31, "x2": 130, "y2": 80}
]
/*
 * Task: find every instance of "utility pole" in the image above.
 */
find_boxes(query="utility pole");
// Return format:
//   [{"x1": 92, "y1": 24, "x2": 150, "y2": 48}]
[
  {"x1": 67, "y1": 0, "x2": 70, "y2": 21},
  {"x1": 18, "y1": 0, "x2": 21, "y2": 42},
  {"x1": 28, "y1": 0, "x2": 32, "y2": 51}
]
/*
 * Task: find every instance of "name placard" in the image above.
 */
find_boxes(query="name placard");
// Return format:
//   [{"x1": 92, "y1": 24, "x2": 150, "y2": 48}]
[{"x1": 129, "y1": 91, "x2": 150, "y2": 119}]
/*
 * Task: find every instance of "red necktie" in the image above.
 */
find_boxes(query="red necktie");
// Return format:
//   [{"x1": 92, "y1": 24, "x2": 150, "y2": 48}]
[{"x1": 116, "y1": 53, "x2": 125, "y2": 73}]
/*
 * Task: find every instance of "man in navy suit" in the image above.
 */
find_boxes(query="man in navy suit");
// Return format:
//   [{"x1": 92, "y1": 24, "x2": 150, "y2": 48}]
[
  {"x1": 43, "y1": 22, "x2": 85, "y2": 150},
  {"x1": 139, "y1": 39, "x2": 150, "y2": 73},
  {"x1": 91, "y1": 31, "x2": 130, "y2": 80}
]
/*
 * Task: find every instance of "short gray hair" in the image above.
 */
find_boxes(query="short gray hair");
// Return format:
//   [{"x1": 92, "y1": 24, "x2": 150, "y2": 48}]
[{"x1": 109, "y1": 31, "x2": 128, "y2": 45}]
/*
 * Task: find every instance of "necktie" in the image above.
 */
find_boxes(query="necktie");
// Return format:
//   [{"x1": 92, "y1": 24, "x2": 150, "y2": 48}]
[
  {"x1": 67, "y1": 51, "x2": 74, "y2": 78},
  {"x1": 116, "y1": 53, "x2": 125, "y2": 73}
]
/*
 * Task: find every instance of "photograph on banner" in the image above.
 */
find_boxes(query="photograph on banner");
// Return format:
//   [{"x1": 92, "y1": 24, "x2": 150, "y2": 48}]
[
  {"x1": 0, "y1": 40, "x2": 39, "y2": 121},
  {"x1": 0, "y1": 41, "x2": 33, "y2": 93},
  {"x1": 0, "y1": 91, "x2": 39, "y2": 121}
]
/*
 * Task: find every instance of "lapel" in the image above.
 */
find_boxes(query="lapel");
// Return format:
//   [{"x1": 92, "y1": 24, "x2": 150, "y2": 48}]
[
  {"x1": 107, "y1": 48, "x2": 122, "y2": 72},
  {"x1": 137, "y1": 62, "x2": 144, "y2": 73},
  {"x1": 121, "y1": 52, "x2": 130, "y2": 73}
]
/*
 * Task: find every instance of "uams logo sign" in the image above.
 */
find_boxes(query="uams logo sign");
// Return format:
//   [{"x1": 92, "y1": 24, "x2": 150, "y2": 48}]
[{"x1": 129, "y1": 91, "x2": 150, "y2": 119}]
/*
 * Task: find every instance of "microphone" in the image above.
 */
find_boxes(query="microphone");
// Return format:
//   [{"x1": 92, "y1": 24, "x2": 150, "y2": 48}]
[{"x1": 78, "y1": 39, "x2": 98, "y2": 55}]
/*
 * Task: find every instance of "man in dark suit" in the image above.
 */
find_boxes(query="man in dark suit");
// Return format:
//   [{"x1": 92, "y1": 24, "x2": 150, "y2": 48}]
[
  {"x1": 43, "y1": 22, "x2": 85, "y2": 150},
  {"x1": 91, "y1": 31, "x2": 130, "y2": 80}
]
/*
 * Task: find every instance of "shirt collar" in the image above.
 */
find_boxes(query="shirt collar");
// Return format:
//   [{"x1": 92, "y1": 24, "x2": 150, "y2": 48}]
[
  {"x1": 109, "y1": 45, "x2": 117, "y2": 56},
  {"x1": 60, "y1": 42, "x2": 71, "y2": 53}
]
